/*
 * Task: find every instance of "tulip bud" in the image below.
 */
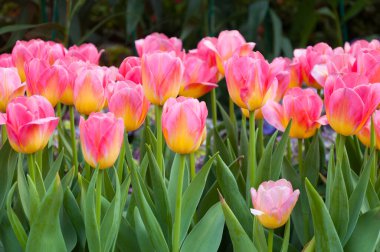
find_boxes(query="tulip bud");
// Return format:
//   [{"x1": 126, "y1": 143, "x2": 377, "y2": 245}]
[
  {"x1": 0, "y1": 67, "x2": 26, "y2": 112},
  {"x1": 79, "y1": 112, "x2": 124, "y2": 169},
  {"x1": 119, "y1": 56, "x2": 142, "y2": 84},
  {"x1": 251, "y1": 179, "x2": 300, "y2": 229},
  {"x1": 162, "y1": 97, "x2": 207, "y2": 154},
  {"x1": 68, "y1": 43, "x2": 103, "y2": 64},
  {"x1": 0, "y1": 95, "x2": 59, "y2": 153},
  {"x1": 135, "y1": 32, "x2": 183, "y2": 57}
]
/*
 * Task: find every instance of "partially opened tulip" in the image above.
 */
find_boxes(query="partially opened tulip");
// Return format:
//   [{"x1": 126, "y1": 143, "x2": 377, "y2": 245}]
[
  {"x1": 0, "y1": 95, "x2": 59, "y2": 153},
  {"x1": 141, "y1": 51, "x2": 184, "y2": 105},
  {"x1": 0, "y1": 54, "x2": 14, "y2": 67},
  {"x1": 262, "y1": 88, "x2": 327, "y2": 138},
  {"x1": 68, "y1": 43, "x2": 103, "y2": 64},
  {"x1": 73, "y1": 66, "x2": 107, "y2": 115},
  {"x1": 79, "y1": 112, "x2": 124, "y2": 169},
  {"x1": 324, "y1": 73, "x2": 380, "y2": 136},
  {"x1": 107, "y1": 81, "x2": 150, "y2": 132},
  {"x1": 357, "y1": 110, "x2": 380, "y2": 149},
  {"x1": 162, "y1": 97, "x2": 207, "y2": 154},
  {"x1": 119, "y1": 56, "x2": 142, "y2": 84},
  {"x1": 0, "y1": 67, "x2": 26, "y2": 112},
  {"x1": 25, "y1": 58, "x2": 69, "y2": 107},
  {"x1": 251, "y1": 179, "x2": 300, "y2": 229},
  {"x1": 135, "y1": 32, "x2": 183, "y2": 57}
]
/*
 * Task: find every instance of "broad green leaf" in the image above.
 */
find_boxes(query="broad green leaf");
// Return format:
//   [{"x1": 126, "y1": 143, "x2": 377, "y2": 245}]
[
  {"x1": 61, "y1": 207, "x2": 78, "y2": 252},
  {"x1": 217, "y1": 102, "x2": 238, "y2": 155},
  {"x1": 44, "y1": 150, "x2": 64, "y2": 189},
  {"x1": 303, "y1": 134, "x2": 320, "y2": 185},
  {"x1": 215, "y1": 156, "x2": 252, "y2": 236},
  {"x1": 270, "y1": 10, "x2": 282, "y2": 56},
  {"x1": 256, "y1": 132, "x2": 277, "y2": 187},
  {"x1": 342, "y1": 149, "x2": 354, "y2": 196},
  {"x1": 116, "y1": 218, "x2": 141, "y2": 252},
  {"x1": 134, "y1": 207, "x2": 155, "y2": 252},
  {"x1": 168, "y1": 154, "x2": 181, "y2": 215},
  {"x1": 344, "y1": 207, "x2": 380, "y2": 252},
  {"x1": 180, "y1": 154, "x2": 218, "y2": 244},
  {"x1": 305, "y1": 179, "x2": 343, "y2": 252},
  {"x1": 0, "y1": 216, "x2": 23, "y2": 252},
  {"x1": 213, "y1": 128, "x2": 233, "y2": 165},
  {"x1": 0, "y1": 23, "x2": 60, "y2": 35},
  {"x1": 26, "y1": 175, "x2": 67, "y2": 252},
  {"x1": 27, "y1": 176, "x2": 40, "y2": 224},
  {"x1": 219, "y1": 193, "x2": 257, "y2": 252},
  {"x1": 271, "y1": 121, "x2": 292, "y2": 180},
  {"x1": 181, "y1": 203, "x2": 224, "y2": 252},
  {"x1": 0, "y1": 142, "x2": 17, "y2": 210},
  {"x1": 253, "y1": 218, "x2": 267, "y2": 252},
  {"x1": 126, "y1": 0, "x2": 144, "y2": 35},
  {"x1": 246, "y1": 0, "x2": 269, "y2": 41},
  {"x1": 17, "y1": 154, "x2": 30, "y2": 220},
  {"x1": 325, "y1": 146, "x2": 335, "y2": 209}
]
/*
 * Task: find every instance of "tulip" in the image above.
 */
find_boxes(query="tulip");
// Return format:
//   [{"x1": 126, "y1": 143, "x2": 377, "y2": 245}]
[
  {"x1": 179, "y1": 54, "x2": 218, "y2": 98},
  {"x1": 119, "y1": 56, "x2": 142, "y2": 84},
  {"x1": 269, "y1": 57, "x2": 291, "y2": 101},
  {"x1": 107, "y1": 81, "x2": 150, "y2": 132},
  {"x1": 135, "y1": 32, "x2": 183, "y2": 57},
  {"x1": 262, "y1": 88, "x2": 327, "y2": 138},
  {"x1": 162, "y1": 97, "x2": 207, "y2": 154},
  {"x1": 68, "y1": 43, "x2": 103, "y2": 64},
  {"x1": 225, "y1": 52, "x2": 278, "y2": 111},
  {"x1": 0, "y1": 68, "x2": 26, "y2": 112},
  {"x1": 0, "y1": 53, "x2": 14, "y2": 67},
  {"x1": 0, "y1": 95, "x2": 59, "y2": 153},
  {"x1": 355, "y1": 49, "x2": 380, "y2": 83},
  {"x1": 79, "y1": 112, "x2": 124, "y2": 169},
  {"x1": 357, "y1": 110, "x2": 380, "y2": 149},
  {"x1": 250, "y1": 179, "x2": 300, "y2": 229},
  {"x1": 25, "y1": 58, "x2": 69, "y2": 107},
  {"x1": 324, "y1": 73, "x2": 380, "y2": 136},
  {"x1": 141, "y1": 51, "x2": 184, "y2": 105},
  {"x1": 73, "y1": 66, "x2": 107, "y2": 115}
]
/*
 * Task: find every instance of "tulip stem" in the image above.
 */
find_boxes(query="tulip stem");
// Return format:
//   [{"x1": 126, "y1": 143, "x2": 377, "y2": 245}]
[
  {"x1": 229, "y1": 98, "x2": 237, "y2": 128},
  {"x1": 190, "y1": 152, "x2": 196, "y2": 181},
  {"x1": 96, "y1": 169, "x2": 103, "y2": 227},
  {"x1": 298, "y1": 139, "x2": 303, "y2": 176},
  {"x1": 211, "y1": 89, "x2": 217, "y2": 128},
  {"x1": 173, "y1": 154, "x2": 186, "y2": 252},
  {"x1": 117, "y1": 132, "x2": 127, "y2": 183},
  {"x1": 2, "y1": 126, "x2": 7, "y2": 145},
  {"x1": 336, "y1": 134, "x2": 346, "y2": 170},
  {"x1": 84, "y1": 163, "x2": 91, "y2": 180},
  {"x1": 370, "y1": 116, "x2": 377, "y2": 184},
  {"x1": 69, "y1": 106, "x2": 78, "y2": 175},
  {"x1": 258, "y1": 119, "x2": 264, "y2": 160},
  {"x1": 36, "y1": 150, "x2": 43, "y2": 174},
  {"x1": 267, "y1": 229, "x2": 274, "y2": 252},
  {"x1": 56, "y1": 103, "x2": 63, "y2": 153},
  {"x1": 248, "y1": 111, "x2": 257, "y2": 188},
  {"x1": 28, "y1": 154, "x2": 35, "y2": 182},
  {"x1": 155, "y1": 105, "x2": 164, "y2": 177}
]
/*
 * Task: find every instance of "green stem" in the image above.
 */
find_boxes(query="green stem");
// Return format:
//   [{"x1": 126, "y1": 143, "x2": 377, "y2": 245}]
[
  {"x1": 155, "y1": 105, "x2": 164, "y2": 177},
  {"x1": 336, "y1": 134, "x2": 346, "y2": 170},
  {"x1": 298, "y1": 139, "x2": 303, "y2": 176},
  {"x1": 96, "y1": 169, "x2": 103, "y2": 227},
  {"x1": 117, "y1": 132, "x2": 126, "y2": 183},
  {"x1": 36, "y1": 150, "x2": 43, "y2": 175},
  {"x1": 281, "y1": 220, "x2": 290, "y2": 252},
  {"x1": 190, "y1": 153, "x2": 196, "y2": 181},
  {"x1": 267, "y1": 229, "x2": 274, "y2": 252},
  {"x1": 70, "y1": 106, "x2": 78, "y2": 175},
  {"x1": 84, "y1": 163, "x2": 91, "y2": 181},
  {"x1": 287, "y1": 138, "x2": 292, "y2": 161},
  {"x1": 370, "y1": 116, "x2": 377, "y2": 184},
  {"x1": 257, "y1": 119, "x2": 264, "y2": 160},
  {"x1": 229, "y1": 98, "x2": 237, "y2": 129},
  {"x1": 56, "y1": 103, "x2": 63, "y2": 153},
  {"x1": 28, "y1": 154, "x2": 35, "y2": 182},
  {"x1": 249, "y1": 111, "x2": 257, "y2": 188},
  {"x1": 172, "y1": 154, "x2": 186, "y2": 252},
  {"x1": 210, "y1": 89, "x2": 217, "y2": 127},
  {"x1": 2, "y1": 125, "x2": 7, "y2": 145}
]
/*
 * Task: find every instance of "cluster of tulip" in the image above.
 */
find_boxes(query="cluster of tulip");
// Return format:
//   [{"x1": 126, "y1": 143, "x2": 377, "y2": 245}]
[{"x1": 0, "y1": 30, "x2": 379, "y2": 252}]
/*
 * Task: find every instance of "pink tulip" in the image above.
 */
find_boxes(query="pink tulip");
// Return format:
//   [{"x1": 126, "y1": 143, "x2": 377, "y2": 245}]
[
  {"x1": 73, "y1": 66, "x2": 107, "y2": 115},
  {"x1": 0, "y1": 68, "x2": 26, "y2": 112},
  {"x1": 0, "y1": 95, "x2": 59, "y2": 153},
  {"x1": 119, "y1": 56, "x2": 142, "y2": 84},
  {"x1": 355, "y1": 49, "x2": 380, "y2": 83},
  {"x1": 179, "y1": 54, "x2": 218, "y2": 98},
  {"x1": 344, "y1": 39, "x2": 380, "y2": 58},
  {"x1": 224, "y1": 51, "x2": 278, "y2": 111},
  {"x1": 262, "y1": 88, "x2": 327, "y2": 139},
  {"x1": 251, "y1": 179, "x2": 300, "y2": 229},
  {"x1": 324, "y1": 73, "x2": 380, "y2": 136},
  {"x1": 135, "y1": 32, "x2": 184, "y2": 57},
  {"x1": 357, "y1": 110, "x2": 380, "y2": 149},
  {"x1": 162, "y1": 97, "x2": 207, "y2": 154},
  {"x1": 107, "y1": 81, "x2": 150, "y2": 132},
  {"x1": 25, "y1": 58, "x2": 69, "y2": 107},
  {"x1": 0, "y1": 54, "x2": 14, "y2": 67},
  {"x1": 269, "y1": 57, "x2": 291, "y2": 101},
  {"x1": 141, "y1": 51, "x2": 184, "y2": 105},
  {"x1": 79, "y1": 112, "x2": 124, "y2": 169},
  {"x1": 68, "y1": 43, "x2": 103, "y2": 64},
  {"x1": 102, "y1": 66, "x2": 124, "y2": 84}
]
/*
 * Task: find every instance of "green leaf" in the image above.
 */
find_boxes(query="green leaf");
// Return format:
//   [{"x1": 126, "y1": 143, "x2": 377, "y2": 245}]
[
  {"x1": 181, "y1": 203, "x2": 224, "y2": 252},
  {"x1": 0, "y1": 142, "x2": 17, "y2": 210},
  {"x1": 344, "y1": 0, "x2": 370, "y2": 22},
  {"x1": 0, "y1": 23, "x2": 59, "y2": 35},
  {"x1": 213, "y1": 128, "x2": 233, "y2": 165},
  {"x1": 26, "y1": 175, "x2": 67, "y2": 252},
  {"x1": 134, "y1": 207, "x2": 155, "y2": 252},
  {"x1": 17, "y1": 154, "x2": 30, "y2": 221},
  {"x1": 253, "y1": 218, "x2": 267, "y2": 252},
  {"x1": 180, "y1": 154, "x2": 218, "y2": 244},
  {"x1": 126, "y1": 0, "x2": 144, "y2": 35},
  {"x1": 303, "y1": 134, "x2": 320, "y2": 185},
  {"x1": 256, "y1": 132, "x2": 277, "y2": 186},
  {"x1": 269, "y1": 10, "x2": 282, "y2": 57},
  {"x1": 217, "y1": 102, "x2": 238, "y2": 155},
  {"x1": 219, "y1": 192, "x2": 257, "y2": 252},
  {"x1": 305, "y1": 179, "x2": 343, "y2": 252},
  {"x1": 246, "y1": 0, "x2": 269, "y2": 41},
  {"x1": 116, "y1": 218, "x2": 141, "y2": 252},
  {"x1": 344, "y1": 207, "x2": 380, "y2": 252},
  {"x1": 61, "y1": 207, "x2": 78, "y2": 252},
  {"x1": 44, "y1": 150, "x2": 64, "y2": 189},
  {"x1": 271, "y1": 121, "x2": 292, "y2": 180},
  {"x1": 27, "y1": 176, "x2": 40, "y2": 224},
  {"x1": 215, "y1": 156, "x2": 252, "y2": 236},
  {"x1": 343, "y1": 150, "x2": 374, "y2": 244}
]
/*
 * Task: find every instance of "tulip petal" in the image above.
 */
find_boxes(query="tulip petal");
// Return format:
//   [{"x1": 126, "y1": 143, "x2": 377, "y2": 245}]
[
  {"x1": 250, "y1": 208, "x2": 264, "y2": 216},
  {"x1": 180, "y1": 82, "x2": 217, "y2": 98},
  {"x1": 262, "y1": 101, "x2": 286, "y2": 132}
]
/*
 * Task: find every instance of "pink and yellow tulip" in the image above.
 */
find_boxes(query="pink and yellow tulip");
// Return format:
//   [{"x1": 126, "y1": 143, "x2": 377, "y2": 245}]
[
  {"x1": 135, "y1": 32, "x2": 183, "y2": 57},
  {"x1": 79, "y1": 112, "x2": 124, "y2": 169},
  {"x1": 68, "y1": 43, "x2": 103, "y2": 64},
  {"x1": 0, "y1": 54, "x2": 14, "y2": 67},
  {"x1": 0, "y1": 67, "x2": 26, "y2": 112},
  {"x1": 250, "y1": 179, "x2": 300, "y2": 229},
  {"x1": 119, "y1": 56, "x2": 142, "y2": 84},
  {"x1": 162, "y1": 97, "x2": 207, "y2": 154},
  {"x1": 0, "y1": 95, "x2": 59, "y2": 153},
  {"x1": 357, "y1": 110, "x2": 380, "y2": 149}
]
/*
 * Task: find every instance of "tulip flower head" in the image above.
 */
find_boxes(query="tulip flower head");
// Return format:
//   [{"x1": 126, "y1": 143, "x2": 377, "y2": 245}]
[
  {"x1": 0, "y1": 53, "x2": 14, "y2": 67},
  {"x1": 324, "y1": 73, "x2": 380, "y2": 136},
  {"x1": 0, "y1": 67, "x2": 26, "y2": 112},
  {"x1": 107, "y1": 81, "x2": 150, "y2": 132},
  {"x1": 68, "y1": 43, "x2": 103, "y2": 64},
  {"x1": 251, "y1": 179, "x2": 300, "y2": 229},
  {"x1": 262, "y1": 88, "x2": 327, "y2": 138},
  {"x1": 141, "y1": 51, "x2": 184, "y2": 105},
  {"x1": 79, "y1": 112, "x2": 124, "y2": 169},
  {"x1": 0, "y1": 95, "x2": 59, "y2": 153},
  {"x1": 162, "y1": 97, "x2": 207, "y2": 154},
  {"x1": 357, "y1": 110, "x2": 380, "y2": 149},
  {"x1": 119, "y1": 56, "x2": 142, "y2": 84},
  {"x1": 135, "y1": 32, "x2": 183, "y2": 57}
]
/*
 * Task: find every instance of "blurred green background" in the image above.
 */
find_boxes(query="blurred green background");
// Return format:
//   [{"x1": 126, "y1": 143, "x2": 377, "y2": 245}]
[{"x1": 0, "y1": 0, "x2": 379, "y2": 65}]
